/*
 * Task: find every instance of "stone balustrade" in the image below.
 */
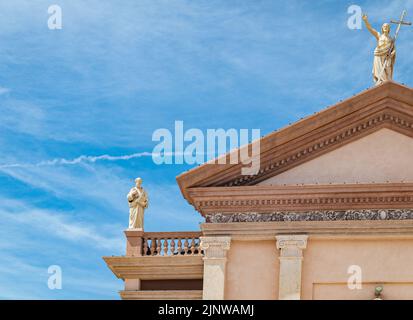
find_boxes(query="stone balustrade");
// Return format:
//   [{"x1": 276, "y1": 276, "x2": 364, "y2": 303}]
[{"x1": 142, "y1": 232, "x2": 202, "y2": 256}]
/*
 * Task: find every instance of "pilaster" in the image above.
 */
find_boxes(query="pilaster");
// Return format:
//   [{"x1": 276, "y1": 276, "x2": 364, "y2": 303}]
[
  {"x1": 200, "y1": 236, "x2": 231, "y2": 300},
  {"x1": 276, "y1": 235, "x2": 308, "y2": 300}
]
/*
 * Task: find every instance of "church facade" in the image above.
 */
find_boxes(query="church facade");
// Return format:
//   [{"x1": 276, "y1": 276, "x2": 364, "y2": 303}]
[{"x1": 104, "y1": 81, "x2": 413, "y2": 300}]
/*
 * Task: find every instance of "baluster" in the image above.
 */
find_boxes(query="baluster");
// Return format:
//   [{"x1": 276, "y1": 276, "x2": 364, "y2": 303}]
[
  {"x1": 190, "y1": 237, "x2": 196, "y2": 255},
  {"x1": 162, "y1": 238, "x2": 168, "y2": 256},
  {"x1": 196, "y1": 239, "x2": 202, "y2": 256},
  {"x1": 183, "y1": 237, "x2": 189, "y2": 255},
  {"x1": 143, "y1": 238, "x2": 148, "y2": 256},
  {"x1": 156, "y1": 238, "x2": 161, "y2": 256},
  {"x1": 150, "y1": 238, "x2": 156, "y2": 256},
  {"x1": 177, "y1": 239, "x2": 182, "y2": 255},
  {"x1": 170, "y1": 238, "x2": 175, "y2": 256}
]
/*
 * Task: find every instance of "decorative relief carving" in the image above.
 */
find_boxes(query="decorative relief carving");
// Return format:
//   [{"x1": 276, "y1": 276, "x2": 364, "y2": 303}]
[
  {"x1": 276, "y1": 235, "x2": 308, "y2": 257},
  {"x1": 224, "y1": 112, "x2": 413, "y2": 187},
  {"x1": 205, "y1": 209, "x2": 413, "y2": 223},
  {"x1": 200, "y1": 236, "x2": 231, "y2": 259}
]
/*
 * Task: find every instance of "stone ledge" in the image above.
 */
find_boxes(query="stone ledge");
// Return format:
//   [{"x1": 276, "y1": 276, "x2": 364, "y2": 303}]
[
  {"x1": 120, "y1": 290, "x2": 203, "y2": 300},
  {"x1": 103, "y1": 255, "x2": 203, "y2": 280},
  {"x1": 201, "y1": 219, "x2": 413, "y2": 240}
]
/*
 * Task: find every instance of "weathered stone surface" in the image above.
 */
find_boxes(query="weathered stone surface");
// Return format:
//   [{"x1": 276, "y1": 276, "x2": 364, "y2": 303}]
[{"x1": 205, "y1": 209, "x2": 413, "y2": 223}]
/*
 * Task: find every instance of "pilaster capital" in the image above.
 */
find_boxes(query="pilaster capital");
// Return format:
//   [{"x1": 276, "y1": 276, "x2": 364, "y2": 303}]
[
  {"x1": 200, "y1": 236, "x2": 231, "y2": 260},
  {"x1": 276, "y1": 235, "x2": 308, "y2": 258}
]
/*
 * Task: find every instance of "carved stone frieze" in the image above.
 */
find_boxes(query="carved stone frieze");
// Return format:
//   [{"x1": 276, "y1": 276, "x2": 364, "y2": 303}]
[{"x1": 205, "y1": 209, "x2": 413, "y2": 223}]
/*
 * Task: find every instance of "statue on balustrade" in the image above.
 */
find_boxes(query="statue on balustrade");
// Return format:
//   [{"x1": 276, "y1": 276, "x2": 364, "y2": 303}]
[{"x1": 127, "y1": 177, "x2": 148, "y2": 229}]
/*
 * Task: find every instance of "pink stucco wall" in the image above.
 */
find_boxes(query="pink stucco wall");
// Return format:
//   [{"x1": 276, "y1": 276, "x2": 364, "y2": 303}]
[
  {"x1": 225, "y1": 240, "x2": 279, "y2": 299},
  {"x1": 224, "y1": 237, "x2": 413, "y2": 300},
  {"x1": 259, "y1": 128, "x2": 413, "y2": 185},
  {"x1": 222, "y1": 129, "x2": 413, "y2": 300},
  {"x1": 302, "y1": 238, "x2": 413, "y2": 300}
]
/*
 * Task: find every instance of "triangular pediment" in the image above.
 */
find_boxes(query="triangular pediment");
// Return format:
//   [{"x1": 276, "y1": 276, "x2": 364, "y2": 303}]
[
  {"x1": 176, "y1": 81, "x2": 413, "y2": 203},
  {"x1": 258, "y1": 128, "x2": 413, "y2": 186}
]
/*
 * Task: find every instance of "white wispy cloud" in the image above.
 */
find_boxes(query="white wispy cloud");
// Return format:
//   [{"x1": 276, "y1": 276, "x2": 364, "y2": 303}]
[
  {"x1": 0, "y1": 150, "x2": 221, "y2": 169},
  {"x1": 0, "y1": 151, "x2": 153, "y2": 169},
  {"x1": 0, "y1": 86, "x2": 10, "y2": 95},
  {"x1": 0, "y1": 195, "x2": 124, "y2": 298},
  {"x1": 0, "y1": 161, "x2": 132, "y2": 214},
  {"x1": 0, "y1": 253, "x2": 122, "y2": 299},
  {"x1": 0, "y1": 152, "x2": 204, "y2": 230},
  {"x1": 0, "y1": 198, "x2": 123, "y2": 251}
]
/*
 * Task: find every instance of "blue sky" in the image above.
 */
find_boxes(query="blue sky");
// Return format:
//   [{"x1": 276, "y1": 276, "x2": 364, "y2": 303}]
[{"x1": 0, "y1": 0, "x2": 412, "y2": 299}]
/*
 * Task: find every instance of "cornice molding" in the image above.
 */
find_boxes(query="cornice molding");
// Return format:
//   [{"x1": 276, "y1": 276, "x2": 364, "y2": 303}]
[
  {"x1": 200, "y1": 219, "x2": 413, "y2": 240},
  {"x1": 224, "y1": 109, "x2": 413, "y2": 187},
  {"x1": 103, "y1": 256, "x2": 203, "y2": 280},
  {"x1": 188, "y1": 183, "x2": 413, "y2": 216},
  {"x1": 176, "y1": 82, "x2": 413, "y2": 205},
  {"x1": 120, "y1": 290, "x2": 202, "y2": 300}
]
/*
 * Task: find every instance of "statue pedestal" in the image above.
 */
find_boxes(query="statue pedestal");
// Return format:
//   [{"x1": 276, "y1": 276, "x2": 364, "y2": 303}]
[{"x1": 124, "y1": 229, "x2": 144, "y2": 256}]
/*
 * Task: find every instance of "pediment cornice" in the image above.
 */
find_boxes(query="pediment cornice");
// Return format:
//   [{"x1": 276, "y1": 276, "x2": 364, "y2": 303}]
[
  {"x1": 224, "y1": 104, "x2": 413, "y2": 187},
  {"x1": 176, "y1": 81, "x2": 413, "y2": 205}
]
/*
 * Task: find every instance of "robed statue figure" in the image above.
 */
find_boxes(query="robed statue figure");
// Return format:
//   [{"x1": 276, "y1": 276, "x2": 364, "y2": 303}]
[
  {"x1": 127, "y1": 177, "x2": 148, "y2": 229},
  {"x1": 362, "y1": 14, "x2": 396, "y2": 85}
]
